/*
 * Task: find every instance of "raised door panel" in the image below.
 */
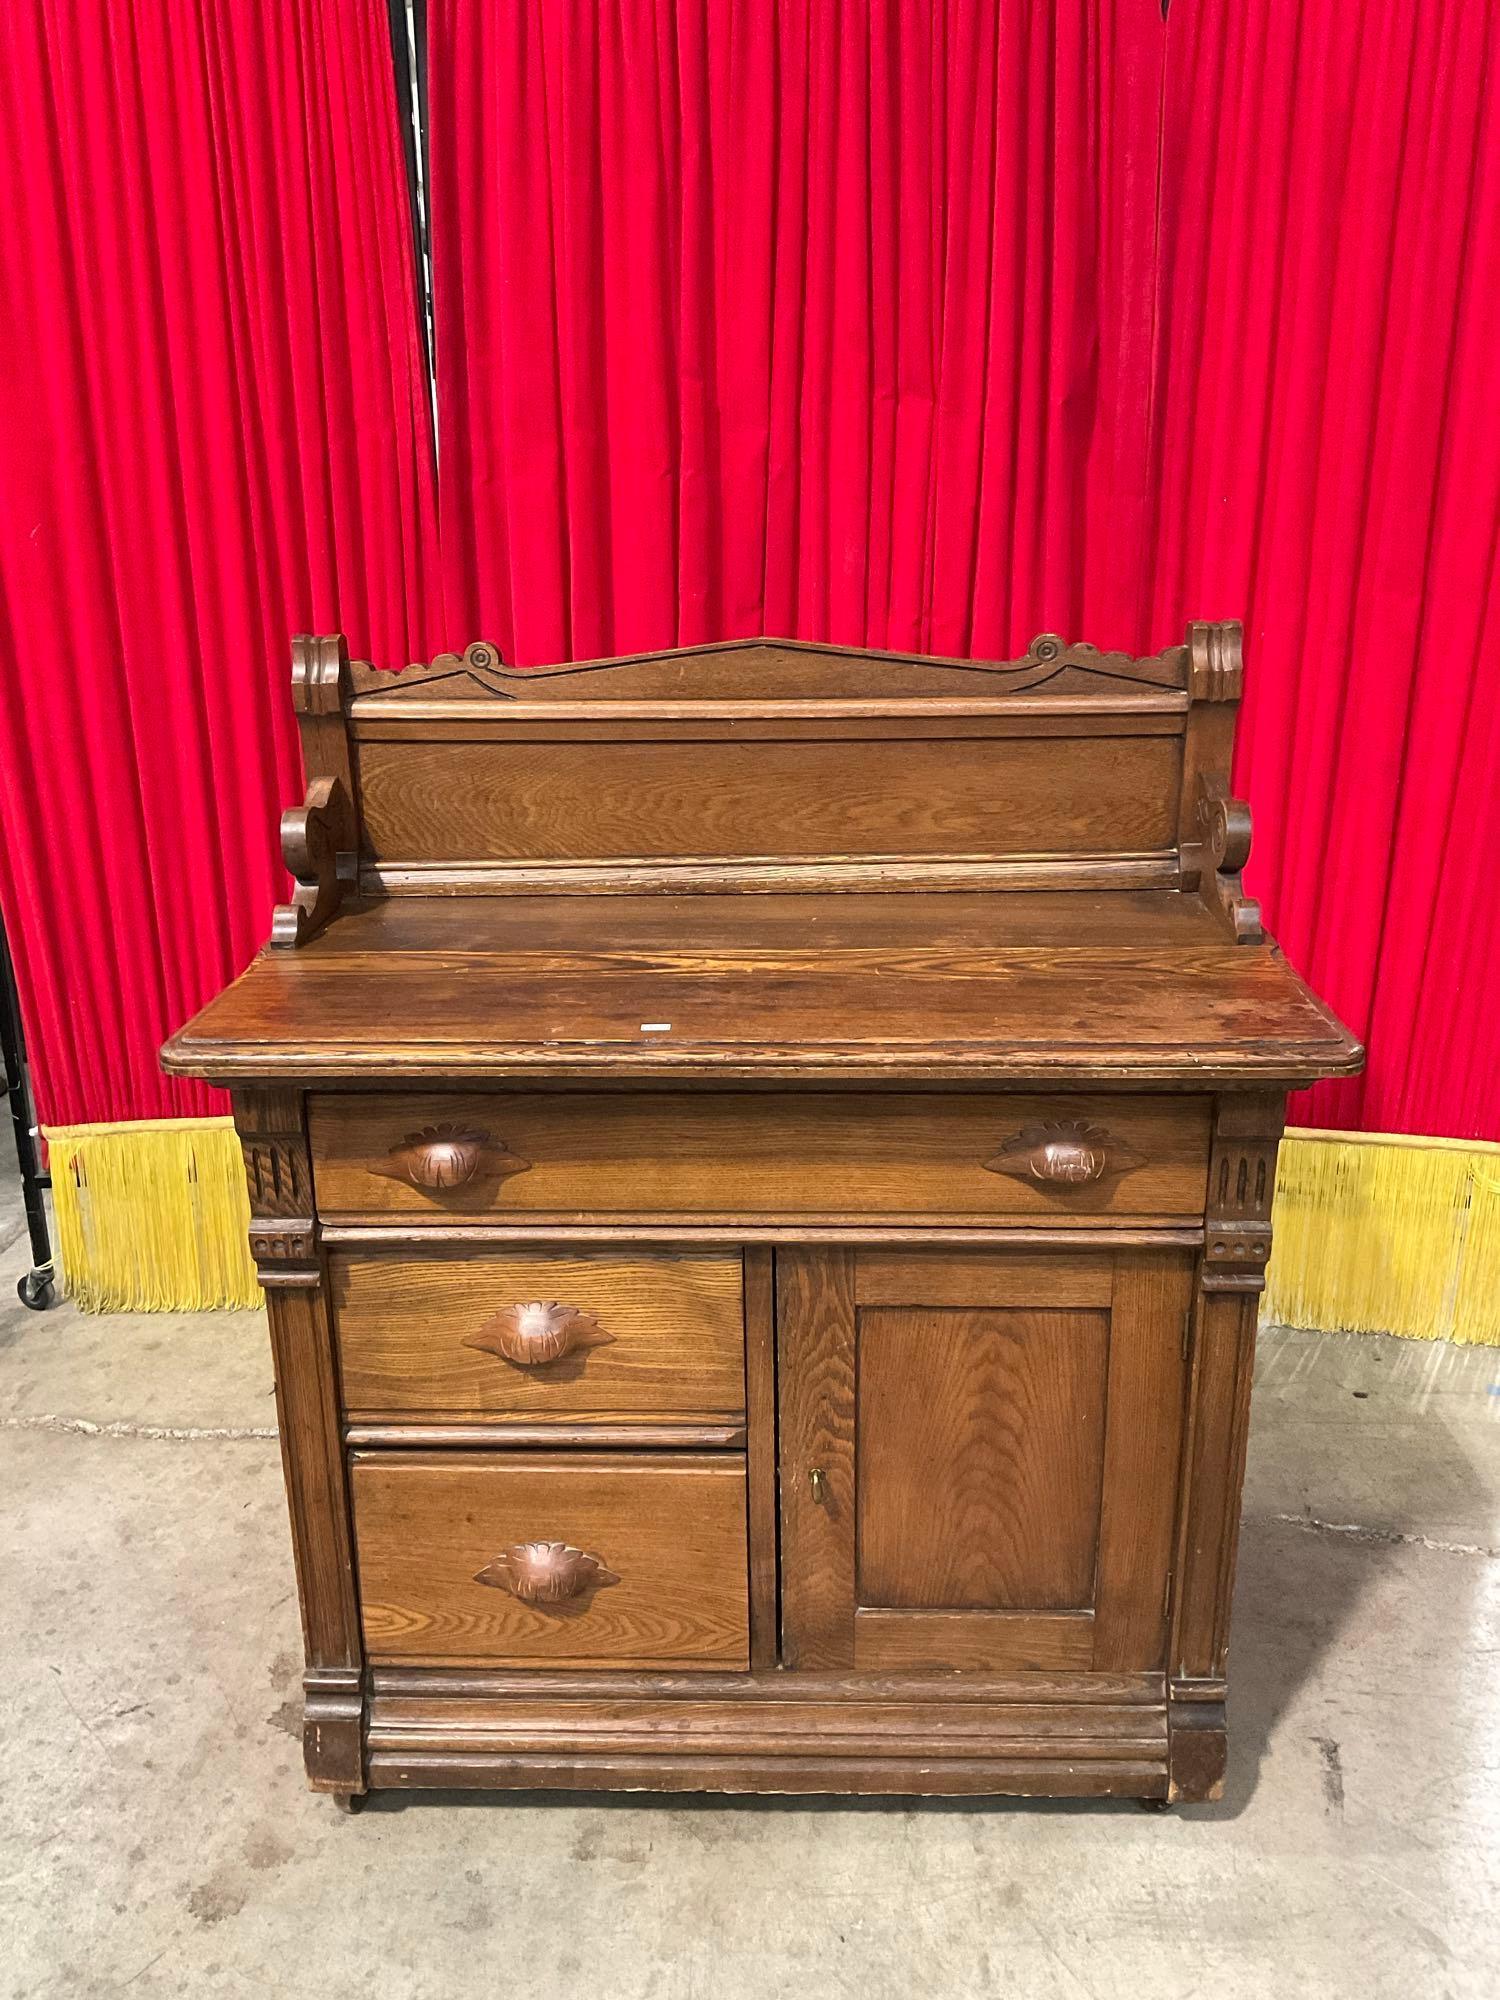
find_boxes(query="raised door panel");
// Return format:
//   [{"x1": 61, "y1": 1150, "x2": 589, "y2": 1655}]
[
  {"x1": 778, "y1": 1247, "x2": 1189, "y2": 1675},
  {"x1": 856, "y1": 1305, "x2": 1108, "y2": 1609}
]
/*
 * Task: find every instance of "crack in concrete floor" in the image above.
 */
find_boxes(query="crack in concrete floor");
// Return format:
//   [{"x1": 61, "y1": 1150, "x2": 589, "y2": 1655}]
[
  {"x1": 1270, "y1": 1509, "x2": 1498, "y2": 1559},
  {"x1": 0, "y1": 1411, "x2": 278, "y2": 1441}
]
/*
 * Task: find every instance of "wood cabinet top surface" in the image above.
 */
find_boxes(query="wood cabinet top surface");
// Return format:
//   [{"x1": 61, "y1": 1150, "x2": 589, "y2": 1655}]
[
  {"x1": 161, "y1": 626, "x2": 1360, "y2": 1093},
  {"x1": 163, "y1": 888, "x2": 1359, "y2": 1087}
]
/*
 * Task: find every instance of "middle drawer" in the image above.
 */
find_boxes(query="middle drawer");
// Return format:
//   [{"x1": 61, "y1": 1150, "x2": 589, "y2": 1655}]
[{"x1": 331, "y1": 1246, "x2": 745, "y2": 1423}]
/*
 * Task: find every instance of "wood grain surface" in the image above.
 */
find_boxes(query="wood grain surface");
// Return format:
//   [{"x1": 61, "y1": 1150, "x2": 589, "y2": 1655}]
[
  {"x1": 355, "y1": 733, "x2": 1181, "y2": 864},
  {"x1": 310, "y1": 1089, "x2": 1210, "y2": 1220},
  {"x1": 331, "y1": 1247, "x2": 744, "y2": 1420},
  {"x1": 855, "y1": 1306, "x2": 1108, "y2": 1609},
  {"x1": 161, "y1": 890, "x2": 1363, "y2": 1086},
  {"x1": 351, "y1": 1452, "x2": 749, "y2": 1670}
]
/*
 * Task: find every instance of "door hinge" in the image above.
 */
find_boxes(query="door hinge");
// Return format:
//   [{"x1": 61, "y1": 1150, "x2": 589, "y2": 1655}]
[
  {"x1": 1181, "y1": 1307, "x2": 1193, "y2": 1362},
  {"x1": 1163, "y1": 1568, "x2": 1174, "y2": 1619}
]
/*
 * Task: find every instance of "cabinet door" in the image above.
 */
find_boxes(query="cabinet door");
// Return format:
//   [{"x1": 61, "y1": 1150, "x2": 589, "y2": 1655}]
[{"x1": 777, "y1": 1247, "x2": 1190, "y2": 1673}]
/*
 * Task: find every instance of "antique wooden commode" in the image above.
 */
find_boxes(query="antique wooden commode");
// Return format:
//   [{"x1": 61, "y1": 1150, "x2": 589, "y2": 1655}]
[{"x1": 163, "y1": 623, "x2": 1359, "y2": 1809}]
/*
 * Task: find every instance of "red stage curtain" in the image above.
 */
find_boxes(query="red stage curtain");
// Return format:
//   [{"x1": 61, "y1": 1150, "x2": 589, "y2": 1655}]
[
  {"x1": 429, "y1": 0, "x2": 1499, "y2": 1144},
  {"x1": 1150, "y1": 0, "x2": 1500, "y2": 1139},
  {"x1": 429, "y1": 0, "x2": 1165, "y2": 664},
  {"x1": 0, "y1": 0, "x2": 439, "y2": 1125}
]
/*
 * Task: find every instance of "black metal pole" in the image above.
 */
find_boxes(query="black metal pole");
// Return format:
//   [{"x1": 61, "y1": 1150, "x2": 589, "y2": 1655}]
[{"x1": 0, "y1": 914, "x2": 57, "y2": 1308}]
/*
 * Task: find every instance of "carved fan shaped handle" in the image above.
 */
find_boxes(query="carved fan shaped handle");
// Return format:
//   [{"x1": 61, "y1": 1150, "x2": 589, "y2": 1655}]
[
  {"x1": 398, "y1": 1128, "x2": 489, "y2": 1189},
  {"x1": 473, "y1": 1541, "x2": 620, "y2": 1604},
  {"x1": 463, "y1": 1302, "x2": 616, "y2": 1368},
  {"x1": 983, "y1": 1120, "x2": 1144, "y2": 1190},
  {"x1": 375, "y1": 1122, "x2": 531, "y2": 1194}
]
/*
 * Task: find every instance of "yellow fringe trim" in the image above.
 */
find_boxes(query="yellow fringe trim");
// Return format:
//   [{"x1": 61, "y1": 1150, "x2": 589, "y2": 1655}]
[
  {"x1": 35, "y1": 1117, "x2": 1500, "y2": 1342},
  {"x1": 44, "y1": 1118, "x2": 261, "y2": 1313},
  {"x1": 1265, "y1": 1128, "x2": 1500, "y2": 1346}
]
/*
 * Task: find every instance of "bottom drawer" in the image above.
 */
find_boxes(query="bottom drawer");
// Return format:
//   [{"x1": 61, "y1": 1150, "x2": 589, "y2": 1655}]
[{"x1": 351, "y1": 1452, "x2": 749, "y2": 1670}]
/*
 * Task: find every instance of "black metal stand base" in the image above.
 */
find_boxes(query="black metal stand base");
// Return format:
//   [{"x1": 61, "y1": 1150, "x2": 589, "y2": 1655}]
[{"x1": 1, "y1": 918, "x2": 58, "y2": 1312}]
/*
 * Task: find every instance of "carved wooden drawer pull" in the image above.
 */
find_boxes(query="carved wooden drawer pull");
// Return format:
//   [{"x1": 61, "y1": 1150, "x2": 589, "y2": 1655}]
[
  {"x1": 464, "y1": 1301, "x2": 616, "y2": 1368},
  {"x1": 983, "y1": 1120, "x2": 1144, "y2": 1189},
  {"x1": 374, "y1": 1123, "x2": 530, "y2": 1192},
  {"x1": 474, "y1": 1542, "x2": 620, "y2": 1604}
]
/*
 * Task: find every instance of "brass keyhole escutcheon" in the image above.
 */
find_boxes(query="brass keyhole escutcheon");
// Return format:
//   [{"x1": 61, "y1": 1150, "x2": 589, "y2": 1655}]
[{"x1": 809, "y1": 1466, "x2": 827, "y2": 1505}]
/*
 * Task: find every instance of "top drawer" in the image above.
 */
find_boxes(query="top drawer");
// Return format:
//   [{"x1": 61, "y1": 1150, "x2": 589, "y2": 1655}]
[{"x1": 309, "y1": 1090, "x2": 1210, "y2": 1221}]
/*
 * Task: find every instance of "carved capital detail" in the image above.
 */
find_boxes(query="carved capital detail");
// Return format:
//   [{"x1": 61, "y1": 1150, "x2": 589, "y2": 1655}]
[
  {"x1": 1187, "y1": 620, "x2": 1244, "y2": 702},
  {"x1": 242, "y1": 1134, "x2": 311, "y2": 1216},
  {"x1": 1203, "y1": 1094, "x2": 1284, "y2": 1293},
  {"x1": 235, "y1": 1093, "x2": 319, "y2": 1286}
]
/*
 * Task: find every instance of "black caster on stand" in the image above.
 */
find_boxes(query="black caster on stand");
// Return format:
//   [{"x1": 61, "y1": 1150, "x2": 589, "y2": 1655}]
[{"x1": 17, "y1": 1265, "x2": 57, "y2": 1311}]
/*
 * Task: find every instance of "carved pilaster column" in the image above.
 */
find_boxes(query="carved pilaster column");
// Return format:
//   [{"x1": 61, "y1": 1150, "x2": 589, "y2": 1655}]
[
  {"x1": 1169, "y1": 1091, "x2": 1285, "y2": 1801},
  {"x1": 234, "y1": 1087, "x2": 364, "y2": 1800}
]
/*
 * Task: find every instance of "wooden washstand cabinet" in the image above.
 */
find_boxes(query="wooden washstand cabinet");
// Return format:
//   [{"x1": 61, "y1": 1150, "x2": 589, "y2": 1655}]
[{"x1": 163, "y1": 625, "x2": 1359, "y2": 1809}]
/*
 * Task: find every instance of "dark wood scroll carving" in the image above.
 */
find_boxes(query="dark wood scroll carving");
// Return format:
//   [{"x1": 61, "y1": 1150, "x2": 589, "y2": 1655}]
[
  {"x1": 272, "y1": 775, "x2": 357, "y2": 948},
  {"x1": 348, "y1": 639, "x2": 512, "y2": 699},
  {"x1": 345, "y1": 631, "x2": 1190, "y2": 699},
  {"x1": 1198, "y1": 776, "x2": 1263, "y2": 945},
  {"x1": 273, "y1": 635, "x2": 361, "y2": 948}
]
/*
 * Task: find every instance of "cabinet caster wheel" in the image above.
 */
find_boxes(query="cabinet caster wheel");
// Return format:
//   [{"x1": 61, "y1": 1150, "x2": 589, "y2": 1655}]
[
  {"x1": 1138, "y1": 1796, "x2": 1174, "y2": 1812},
  {"x1": 331, "y1": 1792, "x2": 365, "y2": 1815},
  {"x1": 18, "y1": 1267, "x2": 56, "y2": 1310}
]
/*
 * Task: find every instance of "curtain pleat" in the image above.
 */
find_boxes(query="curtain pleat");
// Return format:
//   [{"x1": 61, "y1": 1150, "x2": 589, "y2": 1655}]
[
  {"x1": 2, "y1": 0, "x2": 1494, "y2": 1156},
  {"x1": 430, "y1": 0, "x2": 1499, "y2": 1146},
  {"x1": 1151, "y1": 0, "x2": 1500, "y2": 1138},
  {"x1": 429, "y1": 0, "x2": 1164, "y2": 665},
  {"x1": 0, "y1": 0, "x2": 440, "y2": 1126}
]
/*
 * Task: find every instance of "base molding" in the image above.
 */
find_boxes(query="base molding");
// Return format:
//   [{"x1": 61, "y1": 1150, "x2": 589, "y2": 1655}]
[
  {"x1": 363, "y1": 1677, "x2": 1171, "y2": 1799},
  {"x1": 366, "y1": 1750, "x2": 1167, "y2": 1798}
]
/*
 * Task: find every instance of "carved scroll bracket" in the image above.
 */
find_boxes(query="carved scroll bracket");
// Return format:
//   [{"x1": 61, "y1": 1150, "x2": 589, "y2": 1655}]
[
  {"x1": 1198, "y1": 775, "x2": 1263, "y2": 945},
  {"x1": 272, "y1": 774, "x2": 358, "y2": 949}
]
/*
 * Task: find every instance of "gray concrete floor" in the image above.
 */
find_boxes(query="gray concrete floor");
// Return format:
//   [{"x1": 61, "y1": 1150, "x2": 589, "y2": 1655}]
[{"x1": 2, "y1": 1128, "x2": 1498, "y2": 1999}]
